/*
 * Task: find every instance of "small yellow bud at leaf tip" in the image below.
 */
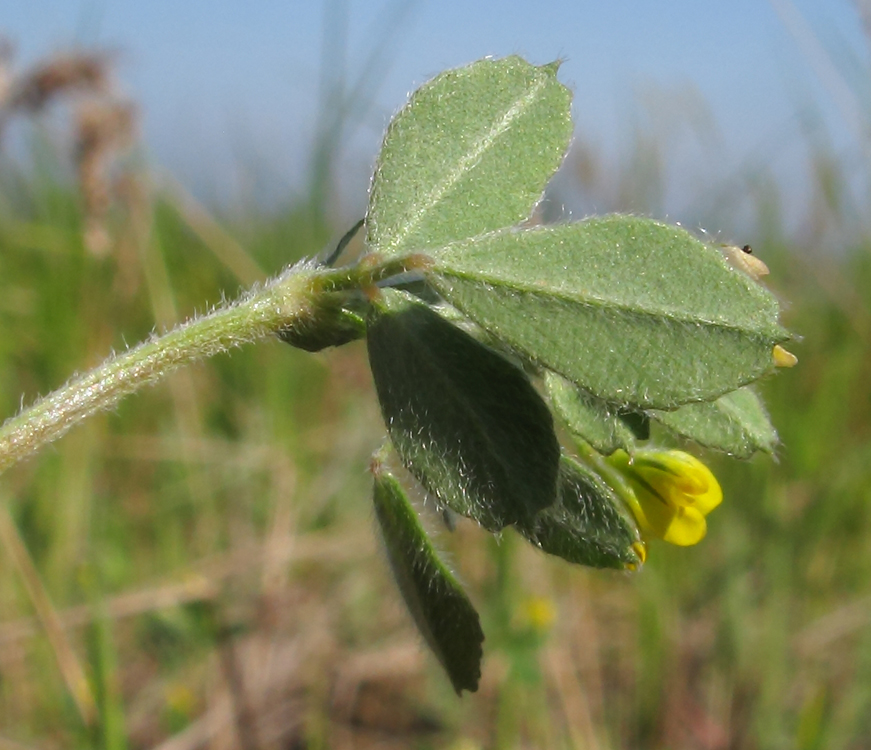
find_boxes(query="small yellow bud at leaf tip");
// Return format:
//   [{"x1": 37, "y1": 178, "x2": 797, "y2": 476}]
[
  {"x1": 625, "y1": 540, "x2": 647, "y2": 571},
  {"x1": 773, "y1": 345, "x2": 798, "y2": 368}
]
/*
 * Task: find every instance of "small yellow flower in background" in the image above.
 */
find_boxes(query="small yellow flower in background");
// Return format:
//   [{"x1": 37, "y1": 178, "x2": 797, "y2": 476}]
[
  {"x1": 517, "y1": 595, "x2": 557, "y2": 634},
  {"x1": 608, "y1": 449, "x2": 723, "y2": 546},
  {"x1": 164, "y1": 682, "x2": 196, "y2": 719}
]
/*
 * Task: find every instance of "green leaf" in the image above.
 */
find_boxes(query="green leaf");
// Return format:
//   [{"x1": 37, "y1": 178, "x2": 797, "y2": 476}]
[
  {"x1": 367, "y1": 290, "x2": 560, "y2": 531},
  {"x1": 515, "y1": 456, "x2": 643, "y2": 570},
  {"x1": 367, "y1": 56, "x2": 573, "y2": 257},
  {"x1": 650, "y1": 387, "x2": 778, "y2": 458},
  {"x1": 428, "y1": 216, "x2": 792, "y2": 409},
  {"x1": 372, "y1": 457, "x2": 484, "y2": 694},
  {"x1": 544, "y1": 371, "x2": 635, "y2": 455}
]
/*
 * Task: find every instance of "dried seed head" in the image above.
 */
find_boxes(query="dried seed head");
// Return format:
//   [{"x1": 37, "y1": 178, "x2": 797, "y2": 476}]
[
  {"x1": 74, "y1": 100, "x2": 138, "y2": 256},
  {"x1": 0, "y1": 38, "x2": 14, "y2": 107},
  {"x1": 7, "y1": 51, "x2": 112, "y2": 113},
  {"x1": 75, "y1": 98, "x2": 136, "y2": 156}
]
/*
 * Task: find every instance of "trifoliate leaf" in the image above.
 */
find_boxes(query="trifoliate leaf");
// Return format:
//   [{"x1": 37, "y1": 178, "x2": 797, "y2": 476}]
[
  {"x1": 372, "y1": 458, "x2": 483, "y2": 694},
  {"x1": 428, "y1": 216, "x2": 792, "y2": 409},
  {"x1": 367, "y1": 290, "x2": 560, "y2": 531},
  {"x1": 544, "y1": 371, "x2": 635, "y2": 455},
  {"x1": 650, "y1": 387, "x2": 778, "y2": 458},
  {"x1": 368, "y1": 56, "x2": 572, "y2": 258},
  {"x1": 515, "y1": 455, "x2": 642, "y2": 570}
]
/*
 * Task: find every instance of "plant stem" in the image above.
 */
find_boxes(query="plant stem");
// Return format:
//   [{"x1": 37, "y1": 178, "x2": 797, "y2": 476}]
[
  {"x1": 0, "y1": 262, "x2": 319, "y2": 477},
  {"x1": 0, "y1": 248, "x2": 429, "y2": 478}
]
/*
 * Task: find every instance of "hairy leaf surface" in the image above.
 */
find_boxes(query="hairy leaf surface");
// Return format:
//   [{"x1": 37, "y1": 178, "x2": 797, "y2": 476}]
[
  {"x1": 367, "y1": 290, "x2": 560, "y2": 531},
  {"x1": 650, "y1": 387, "x2": 778, "y2": 457},
  {"x1": 429, "y1": 216, "x2": 791, "y2": 409},
  {"x1": 515, "y1": 456, "x2": 642, "y2": 569},
  {"x1": 544, "y1": 371, "x2": 636, "y2": 455},
  {"x1": 372, "y1": 461, "x2": 483, "y2": 693},
  {"x1": 368, "y1": 56, "x2": 572, "y2": 257}
]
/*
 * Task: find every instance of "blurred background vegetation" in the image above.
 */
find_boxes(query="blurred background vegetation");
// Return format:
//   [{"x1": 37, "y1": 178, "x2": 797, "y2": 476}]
[{"x1": 1, "y1": 14, "x2": 871, "y2": 750}]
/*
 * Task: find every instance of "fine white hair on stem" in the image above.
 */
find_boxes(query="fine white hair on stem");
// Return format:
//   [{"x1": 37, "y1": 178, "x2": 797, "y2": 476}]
[{"x1": 0, "y1": 259, "x2": 319, "y2": 476}]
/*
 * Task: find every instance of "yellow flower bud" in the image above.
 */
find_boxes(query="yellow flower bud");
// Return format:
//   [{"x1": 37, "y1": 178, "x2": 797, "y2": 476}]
[
  {"x1": 608, "y1": 449, "x2": 723, "y2": 546},
  {"x1": 773, "y1": 345, "x2": 798, "y2": 368}
]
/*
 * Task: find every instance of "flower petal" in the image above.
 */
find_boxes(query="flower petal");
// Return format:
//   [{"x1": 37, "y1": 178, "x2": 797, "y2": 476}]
[
  {"x1": 636, "y1": 450, "x2": 722, "y2": 516},
  {"x1": 632, "y1": 482, "x2": 676, "y2": 539},
  {"x1": 662, "y1": 506, "x2": 707, "y2": 546},
  {"x1": 606, "y1": 448, "x2": 722, "y2": 547}
]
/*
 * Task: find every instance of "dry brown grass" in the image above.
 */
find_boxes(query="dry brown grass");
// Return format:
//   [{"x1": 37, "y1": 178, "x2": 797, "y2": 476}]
[{"x1": 0, "y1": 43, "x2": 138, "y2": 256}]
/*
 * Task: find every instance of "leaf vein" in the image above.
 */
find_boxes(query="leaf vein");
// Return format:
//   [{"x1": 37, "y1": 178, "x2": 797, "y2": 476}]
[{"x1": 384, "y1": 74, "x2": 549, "y2": 253}]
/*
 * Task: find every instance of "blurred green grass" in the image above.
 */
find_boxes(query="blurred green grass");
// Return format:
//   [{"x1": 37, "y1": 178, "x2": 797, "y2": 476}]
[{"x1": 2, "y1": 72, "x2": 871, "y2": 750}]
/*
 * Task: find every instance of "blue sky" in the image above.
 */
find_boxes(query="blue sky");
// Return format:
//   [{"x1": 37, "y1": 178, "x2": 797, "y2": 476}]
[{"x1": 5, "y1": 0, "x2": 870, "y2": 225}]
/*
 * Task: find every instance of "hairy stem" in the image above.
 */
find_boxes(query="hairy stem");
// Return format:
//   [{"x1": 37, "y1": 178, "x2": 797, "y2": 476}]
[
  {"x1": 0, "y1": 262, "x2": 319, "y2": 477},
  {"x1": 0, "y1": 247, "x2": 430, "y2": 478}
]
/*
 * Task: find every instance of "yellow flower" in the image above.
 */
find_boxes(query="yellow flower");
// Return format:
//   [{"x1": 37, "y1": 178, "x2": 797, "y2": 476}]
[
  {"x1": 607, "y1": 449, "x2": 722, "y2": 546},
  {"x1": 518, "y1": 595, "x2": 556, "y2": 633},
  {"x1": 164, "y1": 682, "x2": 196, "y2": 718}
]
